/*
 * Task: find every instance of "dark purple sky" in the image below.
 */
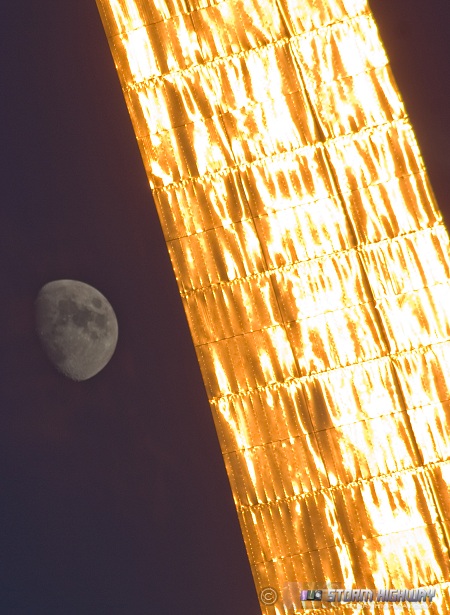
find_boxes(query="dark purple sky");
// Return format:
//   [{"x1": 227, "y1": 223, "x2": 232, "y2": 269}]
[{"x1": 0, "y1": 2, "x2": 449, "y2": 614}]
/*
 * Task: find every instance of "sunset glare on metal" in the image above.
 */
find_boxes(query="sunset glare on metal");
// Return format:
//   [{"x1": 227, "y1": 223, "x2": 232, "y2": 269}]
[{"x1": 95, "y1": 0, "x2": 450, "y2": 611}]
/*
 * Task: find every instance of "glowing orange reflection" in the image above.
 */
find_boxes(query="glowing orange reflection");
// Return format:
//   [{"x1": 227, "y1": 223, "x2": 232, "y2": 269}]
[{"x1": 96, "y1": 0, "x2": 450, "y2": 611}]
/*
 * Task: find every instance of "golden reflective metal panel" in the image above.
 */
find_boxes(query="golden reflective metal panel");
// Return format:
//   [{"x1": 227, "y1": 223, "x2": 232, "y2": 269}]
[{"x1": 96, "y1": 0, "x2": 450, "y2": 611}]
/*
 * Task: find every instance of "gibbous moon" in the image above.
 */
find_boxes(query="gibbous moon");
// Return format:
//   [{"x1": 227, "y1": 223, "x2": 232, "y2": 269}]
[{"x1": 35, "y1": 280, "x2": 118, "y2": 381}]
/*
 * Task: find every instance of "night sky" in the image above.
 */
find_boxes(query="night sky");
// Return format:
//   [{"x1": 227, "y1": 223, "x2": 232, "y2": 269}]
[{"x1": 1, "y1": 2, "x2": 449, "y2": 614}]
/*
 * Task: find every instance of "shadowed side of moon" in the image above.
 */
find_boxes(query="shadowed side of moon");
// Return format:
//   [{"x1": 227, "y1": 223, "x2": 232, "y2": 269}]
[{"x1": 35, "y1": 280, "x2": 118, "y2": 381}]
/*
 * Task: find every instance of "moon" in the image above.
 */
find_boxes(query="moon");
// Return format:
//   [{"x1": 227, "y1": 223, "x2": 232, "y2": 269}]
[{"x1": 35, "y1": 280, "x2": 118, "y2": 381}]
